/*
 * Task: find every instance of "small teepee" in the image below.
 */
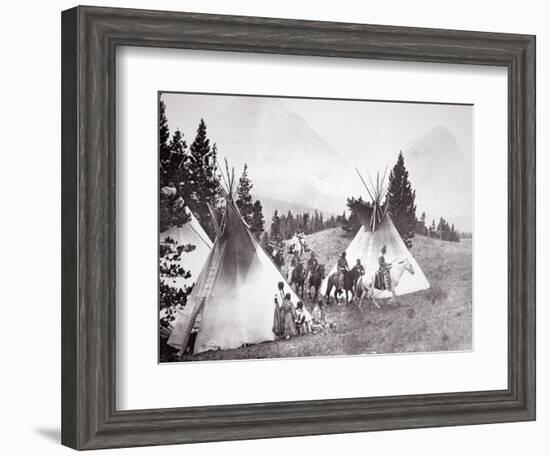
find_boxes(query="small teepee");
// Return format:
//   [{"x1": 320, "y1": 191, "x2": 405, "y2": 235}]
[
  {"x1": 323, "y1": 169, "x2": 430, "y2": 297},
  {"x1": 159, "y1": 206, "x2": 213, "y2": 292},
  {"x1": 167, "y1": 163, "x2": 306, "y2": 355},
  {"x1": 159, "y1": 187, "x2": 214, "y2": 329}
]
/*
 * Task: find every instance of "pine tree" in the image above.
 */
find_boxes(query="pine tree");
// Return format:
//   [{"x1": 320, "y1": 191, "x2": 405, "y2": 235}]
[
  {"x1": 159, "y1": 98, "x2": 171, "y2": 169},
  {"x1": 341, "y1": 197, "x2": 365, "y2": 234},
  {"x1": 162, "y1": 128, "x2": 187, "y2": 187},
  {"x1": 158, "y1": 100, "x2": 188, "y2": 229},
  {"x1": 159, "y1": 236, "x2": 196, "y2": 361},
  {"x1": 184, "y1": 119, "x2": 221, "y2": 239},
  {"x1": 302, "y1": 213, "x2": 310, "y2": 233},
  {"x1": 235, "y1": 164, "x2": 254, "y2": 226},
  {"x1": 450, "y1": 223, "x2": 460, "y2": 242},
  {"x1": 261, "y1": 231, "x2": 270, "y2": 248},
  {"x1": 386, "y1": 151, "x2": 417, "y2": 248},
  {"x1": 286, "y1": 211, "x2": 295, "y2": 236},
  {"x1": 159, "y1": 191, "x2": 189, "y2": 233},
  {"x1": 271, "y1": 210, "x2": 281, "y2": 243},
  {"x1": 428, "y1": 219, "x2": 436, "y2": 238},
  {"x1": 415, "y1": 211, "x2": 427, "y2": 236},
  {"x1": 250, "y1": 200, "x2": 265, "y2": 239}
]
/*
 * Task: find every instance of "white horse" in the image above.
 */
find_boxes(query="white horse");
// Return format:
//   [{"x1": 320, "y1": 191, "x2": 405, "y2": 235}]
[
  {"x1": 289, "y1": 235, "x2": 303, "y2": 255},
  {"x1": 356, "y1": 258, "x2": 415, "y2": 308}
]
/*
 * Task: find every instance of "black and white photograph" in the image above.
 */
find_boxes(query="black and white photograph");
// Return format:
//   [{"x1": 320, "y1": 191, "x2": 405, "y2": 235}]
[{"x1": 158, "y1": 92, "x2": 473, "y2": 363}]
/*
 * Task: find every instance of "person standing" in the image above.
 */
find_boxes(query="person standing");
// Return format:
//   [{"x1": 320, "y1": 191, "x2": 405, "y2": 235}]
[
  {"x1": 377, "y1": 245, "x2": 392, "y2": 289},
  {"x1": 280, "y1": 293, "x2": 297, "y2": 340},
  {"x1": 272, "y1": 281, "x2": 286, "y2": 337}
]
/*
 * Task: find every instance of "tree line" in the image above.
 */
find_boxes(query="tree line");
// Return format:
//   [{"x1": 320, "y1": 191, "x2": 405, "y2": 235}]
[
  {"x1": 266, "y1": 209, "x2": 338, "y2": 247},
  {"x1": 415, "y1": 213, "x2": 461, "y2": 242}
]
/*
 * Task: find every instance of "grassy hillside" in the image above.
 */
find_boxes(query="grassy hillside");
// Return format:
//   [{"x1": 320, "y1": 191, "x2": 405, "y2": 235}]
[{"x1": 177, "y1": 228, "x2": 472, "y2": 362}]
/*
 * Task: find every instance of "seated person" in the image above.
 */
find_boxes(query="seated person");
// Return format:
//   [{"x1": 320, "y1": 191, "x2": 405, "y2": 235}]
[
  {"x1": 311, "y1": 300, "x2": 331, "y2": 333},
  {"x1": 294, "y1": 301, "x2": 308, "y2": 335}
]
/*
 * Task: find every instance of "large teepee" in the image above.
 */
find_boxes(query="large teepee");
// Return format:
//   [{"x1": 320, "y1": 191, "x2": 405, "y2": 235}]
[
  {"x1": 167, "y1": 167, "x2": 306, "y2": 355},
  {"x1": 323, "y1": 169, "x2": 430, "y2": 297}
]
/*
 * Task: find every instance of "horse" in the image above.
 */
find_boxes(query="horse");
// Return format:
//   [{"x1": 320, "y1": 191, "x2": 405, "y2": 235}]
[
  {"x1": 288, "y1": 235, "x2": 303, "y2": 256},
  {"x1": 356, "y1": 258, "x2": 415, "y2": 308},
  {"x1": 325, "y1": 268, "x2": 361, "y2": 306},
  {"x1": 272, "y1": 248, "x2": 285, "y2": 270},
  {"x1": 307, "y1": 263, "x2": 325, "y2": 302},
  {"x1": 290, "y1": 262, "x2": 306, "y2": 299}
]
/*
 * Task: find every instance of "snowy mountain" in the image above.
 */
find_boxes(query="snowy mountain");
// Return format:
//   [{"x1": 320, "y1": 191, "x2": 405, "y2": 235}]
[
  {"x1": 204, "y1": 97, "x2": 352, "y2": 214},
  {"x1": 404, "y1": 125, "x2": 473, "y2": 232}
]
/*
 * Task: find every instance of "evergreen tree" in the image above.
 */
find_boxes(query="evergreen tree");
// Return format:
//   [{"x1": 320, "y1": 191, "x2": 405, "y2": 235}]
[
  {"x1": 235, "y1": 164, "x2": 254, "y2": 226},
  {"x1": 161, "y1": 128, "x2": 187, "y2": 187},
  {"x1": 341, "y1": 197, "x2": 366, "y2": 233},
  {"x1": 386, "y1": 151, "x2": 417, "y2": 248},
  {"x1": 415, "y1": 211, "x2": 427, "y2": 236},
  {"x1": 158, "y1": 100, "x2": 188, "y2": 230},
  {"x1": 159, "y1": 98, "x2": 171, "y2": 169},
  {"x1": 428, "y1": 219, "x2": 436, "y2": 238},
  {"x1": 450, "y1": 223, "x2": 460, "y2": 242},
  {"x1": 184, "y1": 119, "x2": 221, "y2": 239},
  {"x1": 250, "y1": 200, "x2": 265, "y2": 239},
  {"x1": 437, "y1": 217, "x2": 451, "y2": 241},
  {"x1": 270, "y1": 210, "x2": 281, "y2": 243},
  {"x1": 302, "y1": 213, "x2": 310, "y2": 233},
  {"x1": 159, "y1": 191, "x2": 189, "y2": 233},
  {"x1": 159, "y1": 236, "x2": 197, "y2": 361},
  {"x1": 261, "y1": 231, "x2": 270, "y2": 248}
]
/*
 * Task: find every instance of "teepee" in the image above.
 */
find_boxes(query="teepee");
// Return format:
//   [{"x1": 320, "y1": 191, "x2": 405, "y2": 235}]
[
  {"x1": 159, "y1": 193, "x2": 213, "y2": 325},
  {"x1": 167, "y1": 165, "x2": 307, "y2": 355},
  {"x1": 323, "y1": 169, "x2": 429, "y2": 297},
  {"x1": 160, "y1": 210, "x2": 213, "y2": 291}
]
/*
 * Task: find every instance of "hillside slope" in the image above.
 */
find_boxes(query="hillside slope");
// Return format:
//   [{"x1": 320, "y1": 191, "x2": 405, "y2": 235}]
[{"x1": 178, "y1": 228, "x2": 472, "y2": 361}]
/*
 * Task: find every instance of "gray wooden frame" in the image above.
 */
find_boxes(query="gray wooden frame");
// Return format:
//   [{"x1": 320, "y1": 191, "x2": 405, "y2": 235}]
[{"x1": 61, "y1": 5, "x2": 536, "y2": 450}]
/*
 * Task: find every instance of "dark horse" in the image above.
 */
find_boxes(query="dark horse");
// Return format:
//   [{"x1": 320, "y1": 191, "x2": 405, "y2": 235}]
[
  {"x1": 325, "y1": 268, "x2": 360, "y2": 305},
  {"x1": 290, "y1": 262, "x2": 306, "y2": 299},
  {"x1": 307, "y1": 263, "x2": 325, "y2": 302},
  {"x1": 272, "y1": 247, "x2": 285, "y2": 270}
]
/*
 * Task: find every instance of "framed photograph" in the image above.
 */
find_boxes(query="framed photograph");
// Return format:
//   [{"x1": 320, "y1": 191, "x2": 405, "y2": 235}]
[{"x1": 61, "y1": 6, "x2": 536, "y2": 450}]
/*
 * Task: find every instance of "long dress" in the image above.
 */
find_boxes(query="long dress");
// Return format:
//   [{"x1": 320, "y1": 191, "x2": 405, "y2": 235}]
[
  {"x1": 281, "y1": 300, "x2": 297, "y2": 337},
  {"x1": 272, "y1": 301, "x2": 283, "y2": 336}
]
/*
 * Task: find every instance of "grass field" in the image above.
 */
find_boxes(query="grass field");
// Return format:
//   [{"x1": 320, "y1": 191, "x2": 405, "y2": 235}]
[{"x1": 177, "y1": 228, "x2": 472, "y2": 362}]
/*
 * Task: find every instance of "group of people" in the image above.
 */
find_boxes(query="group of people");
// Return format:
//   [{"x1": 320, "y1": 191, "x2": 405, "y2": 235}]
[
  {"x1": 336, "y1": 245, "x2": 393, "y2": 291},
  {"x1": 272, "y1": 281, "x2": 331, "y2": 340},
  {"x1": 289, "y1": 230, "x2": 308, "y2": 255}
]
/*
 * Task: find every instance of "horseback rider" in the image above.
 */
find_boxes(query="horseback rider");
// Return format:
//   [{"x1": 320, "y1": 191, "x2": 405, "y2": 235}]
[
  {"x1": 272, "y1": 242, "x2": 284, "y2": 270},
  {"x1": 337, "y1": 251, "x2": 349, "y2": 289},
  {"x1": 305, "y1": 251, "x2": 318, "y2": 285},
  {"x1": 377, "y1": 245, "x2": 392, "y2": 289},
  {"x1": 352, "y1": 258, "x2": 365, "y2": 277}
]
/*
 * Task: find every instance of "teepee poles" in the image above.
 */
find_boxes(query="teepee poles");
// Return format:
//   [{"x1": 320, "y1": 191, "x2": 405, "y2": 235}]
[
  {"x1": 355, "y1": 168, "x2": 375, "y2": 202},
  {"x1": 355, "y1": 166, "x2": 391, "y2": 232}
]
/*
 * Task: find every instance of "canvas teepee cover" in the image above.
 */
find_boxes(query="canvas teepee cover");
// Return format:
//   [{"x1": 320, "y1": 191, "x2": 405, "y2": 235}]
[
  {"x1": 323, "y1": 171, "x2": 429, "y2": 297},
  {"x1": 160, "y1": 210, "x2": 213, "y2": 291},
  {"x1": 167, "y1": 200, "x2": 304, "y2": 354}
]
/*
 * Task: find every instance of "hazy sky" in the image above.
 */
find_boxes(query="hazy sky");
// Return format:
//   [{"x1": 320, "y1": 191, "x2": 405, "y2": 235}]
[
  {"x1": 163, "y1": 93, "x2": 472, "y2": 172},
  {"x1": 162, "y1": 92, "x2": 473, "y2": 230}
]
